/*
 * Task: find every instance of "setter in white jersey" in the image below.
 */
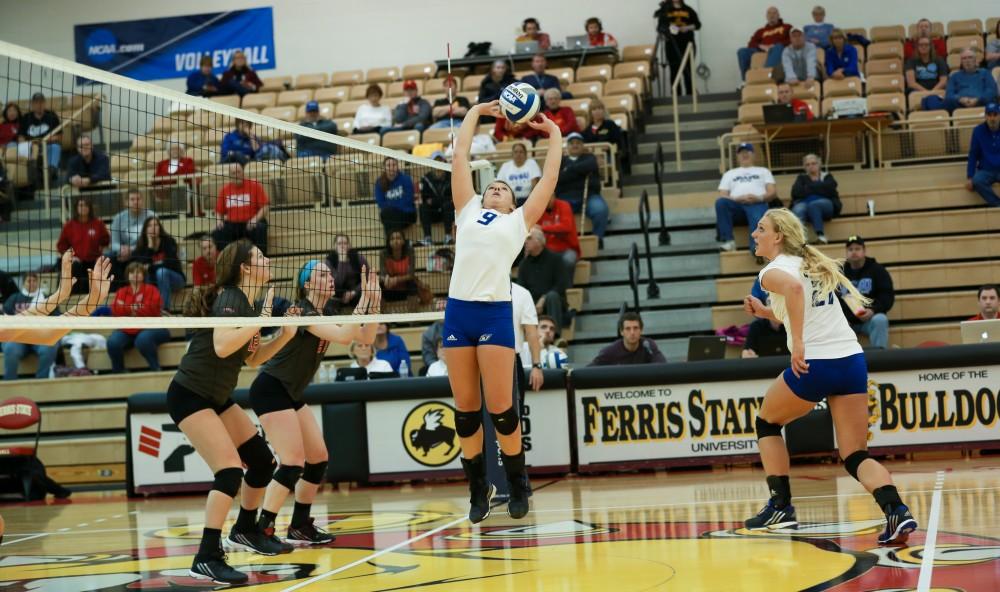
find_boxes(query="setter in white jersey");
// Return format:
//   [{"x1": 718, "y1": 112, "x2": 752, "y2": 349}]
[
  {"x1": 742, "y1": 209, "x2": 917, "y2": 545},
  {"x1": 445, "y1": 100, "x2": 563, "y2": 523}
]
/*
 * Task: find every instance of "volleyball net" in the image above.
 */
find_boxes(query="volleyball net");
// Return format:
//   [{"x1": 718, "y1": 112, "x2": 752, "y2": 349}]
[{"x1": 0, "y1": 40, "x2": 491, "y2": 330}]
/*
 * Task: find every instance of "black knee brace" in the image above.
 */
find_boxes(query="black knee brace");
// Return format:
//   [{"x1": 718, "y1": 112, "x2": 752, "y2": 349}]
[
  {"x1": 302, "y1": 461, "x2": 327, "y2": 485},
  {"x1": 273, "y1": 464, "x2": 303, "y2": 490},
  {"x1": 755, "y1": 416, "x2": 783, "y2": 439},
  {"x1": 454, "y1": 408, "x2": 483, "y2": 438},
  {"x1": 843, "y1": 450, "x2": 871, "y2": 481},
  {"x1": 213, "y1": 467, "x2": 243, "y2": 498},
  {"x1": 238, "y1": 434, "x2": 276, "y2": 488},
  {"x1": 490, "y1": 406, "x2": 520, "y2": 436}
]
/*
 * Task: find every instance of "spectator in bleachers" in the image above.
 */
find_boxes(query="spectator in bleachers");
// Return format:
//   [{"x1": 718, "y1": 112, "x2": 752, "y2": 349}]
[
  {"x1": 220, "y1": 119, "x2": 261, "y2": 165},
  {"x1": 186, "y1": 55, "x2": 222, "y2": 97},
  {"x1": 903, "y1": 18, "x2": 947, "y2": 61},
  {"x1": 220, "y1": 50, "x2": 261, "y2": 97},
  {"x1": 212, "y1": 163, "x2": 270, "y2": 253},
  {"x1": 381, "y1": 229, "x2": 423, "y2": 303},
  {"x1": 374, "y1": 322, "x2": 412, "y2": 376},
  {"x1": 192, "y1": 236, "x2": 217, "y2": 287},
  {"x1": 132, "y1": 216, "x2": 185, "y2": 311},
  {"x1": 516, "y1": 18, "x2": 551, "y2": 50},
  {"x1": 353, "y1": 84, "x2": 393, "y2": 135},
  {"x1": 803, "y1": 5, "x2": 833, "y2": 49},
  {"x1": 153, "y1": 144, "x2": 197, "y2": 185},
  {"x1": 419, "y1": 300, "x2": 447, "y2": 373},
  {"x1": 584, "y1": 17, "x2": 618, "y2": 48},
  {"x1": 654, "y1": 0, "x2": 702, "y2": 96},
  {"x1": 429, "y1": 78, "x2": 470, "y2": 129},
  {"x1": 0, "y1": 269, "x2": 19, "y2": 303},
  {"x1": 715, "y1": 143, "x2": 774, "y2": 255},
  {"x1": 742, "y1": 317, "x2": 789, "y2": 358},
  {"x1": 3, "y1": 273, "x2": 58, "y2": 380},
  {"x1": 843, "y1": 236, "x2": 894, "y2": 349},
  {"x1": 781, "y1": 29, "x2": 820, "y2": 85},
  {"x1": 582, "y1": 99, "x2": 624, "y2": 152},
  {"x1": 497, "y1": 143, "x2": 541, "y2": 206},
  {"x1": 521, "y1": 53, "x2": 561, "y2": 94},
  {"x1": 389, "y1": 81, "x2": 432, "y2": 132},
  {"x1": 417, "y1": 151, "x2": 454, "y2": 245},
  {"x1": 589, "y1": 312, "x2": 666, "y2": 366},
  {"x1": 518, "y1": 227, "x2": 568, "y2": 330},
  {"x1": 557, "y1": 132, "x2": 608, "y2": 247},
  {"x1": 926, "y1": 50, "x2": 999, "y2": 113},
  {"x1": 538, "y1": 194, "x2": 580, "y2": 283},
  {"x1": 350, "y1": 341, "x2": 394, "y2": 374},
  {"x1": 965, "y1": 102, "x2": 1000, "y2": 207},
  {"x1": 825, "y1": 29, "x2": 860, "y2": 80},
  {"x1": 107, "y1": 261, "x2": 170, "y2": 374},
  {"x1": 0, "y1": 103, "x2": 21, "y2": 147},
  {"x1": 494, "y1": 116, "x2": 539, "y2": 143},
  {"x1": 66, "y1": 136, "x2": 110, "y2": 191},
  {"x1": 19, "y1": 92, "x2": 61, "y2": 175},
  {"x1": 532, "y1": 314, "x2": 569, "y2": 368},
  {"x1": 988, "y1": 22, "x2": 1000, "y2": 70},
  {"x1": 736, "y1": 6, "x2": 792, "y2": 82},
  {"x1": 478, "y1": 60, "x2": 517, "y2": 105},
  {"x1": 295, "y1": 101, "x2": 338, "y2": 159},
  {"x1": 0, "y1": 160, "x2": 9, "y2": 223},
  {"x1": 56, "y1": 196, "x2": 109, "y2": 294},
  {"x1": 425, "y1": 338, "x2": 448, "y2": 376},
  {"x1": 108, "y1": 189, "x2": 154, "y2": 289},
  {"x1": 970, "y1": 285, "x2": 999, "y2": 320},
  {"x1": 326, "y1": 233, "x2": 369, "y2": 311},
  {"x1": 775, "y1": 82, "x2": 815, "y2": 120},
  {"x1": 375, "y1": 157, "x2": 417, "y2": 236},
  {"x1": 790, "y1": 153, "x2": 840, "y2": 244},
  {"x1": 4, "y1": 272, "x2": 45, "y2": 314},
  {"x1": 905, "y1": 37, "x2": 948, "y2": 94}
]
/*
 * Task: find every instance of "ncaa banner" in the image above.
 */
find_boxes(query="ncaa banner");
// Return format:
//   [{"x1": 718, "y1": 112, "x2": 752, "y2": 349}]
[{"x1": 74, "y1": 8, "x2": 275, "y2": 82}]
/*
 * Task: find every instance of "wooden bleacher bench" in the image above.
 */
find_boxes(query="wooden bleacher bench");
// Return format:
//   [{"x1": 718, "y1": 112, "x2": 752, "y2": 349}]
[{"x1": 0, "y1": 402, "x2": 125, "y2": 436}]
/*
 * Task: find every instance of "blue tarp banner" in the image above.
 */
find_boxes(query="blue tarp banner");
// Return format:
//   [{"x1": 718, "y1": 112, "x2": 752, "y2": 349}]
[{"x1": 74, "y1": 8, "x2": 276, "y2": 82}]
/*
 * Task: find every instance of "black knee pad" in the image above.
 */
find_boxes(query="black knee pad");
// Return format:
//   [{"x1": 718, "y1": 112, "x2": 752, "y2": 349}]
[
  {"x1": 273, "y1": 464, "x2": 303, "y2": 490},
  {"x1": 490, "y1": 406, "x2": 520, "y2": 436},
  {"x1": 238, "y1": 434, "x2": 276, "y2": 488},
  {"x1": 843, "y1": 450, "x2": 871, "y2": 481},
  {"x1": 755, "y1": 416, "x2": 783, "y2": 440},
  {"x1": 213, "y1": 467, "x2": 243, "y2": 498},
  {"x1": 302, "y1": 461, "x2": 327, "y2": 485},
  {"x1": 454, "y1": 408, "x2": 483, "y2": 438}
]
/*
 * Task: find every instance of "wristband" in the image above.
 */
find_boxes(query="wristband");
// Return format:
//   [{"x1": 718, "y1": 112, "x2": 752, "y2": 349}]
[{"x1": 532, "y1": 363, "x2": 543, "y2": 369}]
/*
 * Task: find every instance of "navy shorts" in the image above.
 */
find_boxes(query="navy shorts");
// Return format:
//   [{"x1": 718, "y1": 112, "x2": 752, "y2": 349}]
[
  {"x1": 782, "y1": 353, "x2": 868, "y2": 403},
  {"x1": 442, "y1": 298, "x2": 515, "y2": 349}
]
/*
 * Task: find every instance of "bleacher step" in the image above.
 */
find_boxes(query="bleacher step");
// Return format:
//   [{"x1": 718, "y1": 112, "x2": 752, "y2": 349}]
[
  {"x1": 601, "y1": 228, "x2": 717, "y2": 252},
  {"x1": 583, "y1": 279, "x2": 716, "y2": 311},
  {"x1": 574, "y1": 307, "x2": 712, "y2": 338},
  {"x1": 637, "y1": 138, "x2": 718, "y2": 155}
]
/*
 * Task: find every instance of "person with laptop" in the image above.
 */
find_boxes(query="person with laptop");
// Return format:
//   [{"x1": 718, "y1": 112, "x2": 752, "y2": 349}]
[
  {"x1": 969, "y1": 285, "x2": 999, "y2": 321},
  {"x1": 715, "y1": 143, "x2": 776, "y2": 259},
  {"x1": 583, "y1": 17, "x2": 618, "y2": 47},
  {"x1": 773, "y1": 83, "x2": 815, "y2": 121},
  {"x1": 516, "y1": 18, "x2": 551, "y2": 50},
  {"x1": 843, "y1": 236, "x2": 894, "y2": 349},
  {"x1": 589, "y1": 312, "x2": 666, "y2": 366}
]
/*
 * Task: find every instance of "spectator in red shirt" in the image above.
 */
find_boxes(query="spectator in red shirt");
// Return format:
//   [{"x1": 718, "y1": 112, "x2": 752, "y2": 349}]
[
  {"x1": 212, "y1": 163, "x2": 270, "y2": 253},
  {"x1": 56, "y1": 196, "x2": 110, "y2": 294},
  {"x1": 107, "y1": 261, "x2": 170, "y2": 374},
  {"x1": 904, "y1": 19, "x2": 947, "y2": 61},
  {"x1": 737, "y1": 6, "x2": 793, "y2": 81},
  {"x1": 969, "y1": 285, "x2": 999, "y2": 320},
  {"x1": 540, "y1": 88, "x2": 579, "y2": 138},
  {"x1": 584, "y1": 17, "x2": 618, "y2": 47},
  {"x1": 192, "y1": 237, "x2": 217, "y2": 287},
  {"x1": 153, "y1": 144, "x2": 197, "y2": 184},
  {"x1": 537, "y1": 195, "x2": 580, "y2": 281},
  {"x1": 776, "y1": 82, "x2": 815, "y2": 120},
  {"x1": 0, "y1": 102, "x2": 21, "y2": 147},
  {"x1": 220, "y1": 50, "x2": 262, "y2": 98}
]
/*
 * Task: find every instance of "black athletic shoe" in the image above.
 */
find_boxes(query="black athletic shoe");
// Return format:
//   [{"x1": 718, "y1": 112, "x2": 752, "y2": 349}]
[
  {"x1": 287, "y1": 517, "x2": 336, "y2": 545},
  {"x1": 878, "y1": 504, "x2": 918, "y2": 545},
  {"x1": 189, "y1": 546, "x2": 248, "y2": 585},
  {"x1": 507, "y1": 471, "x2": 531, "y2": 519},
  {"x1": 461, "y1": 455, "x2": 496, "y2": 524},
  {"x1": 744, "y1": 500, "x2": 799, "y2": 530},
  {"x1": 262, "y1": 525, "x2": 294, "y2": 554},
  {"x1": 226, "y1": 527, "x2": 286, "y2": 556}
]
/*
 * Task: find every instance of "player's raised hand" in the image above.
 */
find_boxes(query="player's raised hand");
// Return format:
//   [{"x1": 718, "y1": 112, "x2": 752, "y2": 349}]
[
  {"x1": 526, "y1": 112, "x2": 559, "y2": 135},
  {"x1": 54, "y1": 249, "x2": 77, "y2": 304},
  {"x1": 477, "y1": 100, "x2": 504, "y2": 120},
  {"x1": 86, "y1": 256, "x2": 114, "y2": 312}
]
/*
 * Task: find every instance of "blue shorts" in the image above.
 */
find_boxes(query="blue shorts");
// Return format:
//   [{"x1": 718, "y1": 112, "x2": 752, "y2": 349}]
[
  {"x1": 442, "y1": 298, "x2": 515, "y2": 349},
  {"x1": 782, "y1": 353, "x2": 868, "y2": 403}
]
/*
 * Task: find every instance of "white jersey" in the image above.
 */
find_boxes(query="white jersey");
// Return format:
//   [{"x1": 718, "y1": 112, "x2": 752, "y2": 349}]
[
  {"x1": 448, "y1": 195, "x2": 528, "y2": 301},
  {"x1": 758, "y1": 254, "x2": 862, "y2": 359},
  {"x1": 510, "y1": 282, "x2": 539, "y2": 354}
]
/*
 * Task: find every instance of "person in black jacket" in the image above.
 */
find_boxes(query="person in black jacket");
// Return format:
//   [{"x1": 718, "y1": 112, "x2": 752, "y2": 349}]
[
  {"x1": 556, "y1": 133, "x2": 609, "y2": 247},
  {"x1": 417, "y1": 152, "x2": 455, "y2": 245},
  {"x1": 589, "y1": 311, "x2": 666, "y2": 366},
  {"x1": 843, "y1": 236, "x2": 894, "y2": 349},
  {"x1": 326, "y1": 234, "x2": 369, "y2": 312},
  {"x1": 477, "y1": 60, "x2": 516, "y2": 116},
  {"x1": 655, "y1": 0, "x2": 702, "y2": 95},
  {"x1": 132, "y1": 216, "x2": 185, "y2": 311},
  {"x1": 790, "y1": 154, "x2": 841, "y2": 244},
  {"x1": 65, "y1": 135, "x2": 111, "y2": 191}
]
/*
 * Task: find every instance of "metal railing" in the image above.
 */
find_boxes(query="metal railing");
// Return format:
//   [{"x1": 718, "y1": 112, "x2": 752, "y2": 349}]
[
  {"x1": 671, "y1": 42, "x2": 699, "y2": 171},
  {"x1": 638, "y1": 190, "x2": 660, "y2": 300},
  {"x1": 652, "y1": 143, "x2": 671, "y2": 245},
  {"x1": 627, "y1": 243, "x2": 641, "y2": 312}
]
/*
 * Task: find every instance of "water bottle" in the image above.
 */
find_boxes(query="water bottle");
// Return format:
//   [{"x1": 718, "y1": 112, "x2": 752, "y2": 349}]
[
  {"x1": 399, "y1": 360, "x2": 409, "y2": 377},
  {"x1": 317, "y1": 362, "x2": 330, "y2": 383}
]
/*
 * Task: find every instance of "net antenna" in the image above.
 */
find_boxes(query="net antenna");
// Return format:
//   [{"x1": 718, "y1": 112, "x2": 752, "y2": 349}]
[{"x1": 446, "y1": 42, "x2": 455, "y2": 153}]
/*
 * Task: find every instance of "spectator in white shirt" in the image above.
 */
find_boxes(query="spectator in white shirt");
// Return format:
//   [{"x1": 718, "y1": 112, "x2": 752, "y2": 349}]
[
  {"x1": 425, "y1": 338, "x2": 448, "y2": 376},
  {"x1": 512, "y1": 281, "x2": 544, "y2": 392},
  {"x1": 353, "y1": 84, "x2": 392, "y2": 135},
  {"x1": 525, "y1": 314, "x2": 569, "y2": 368},
  {"x1": 497, "y1": 143, "x2": 542, "y2": 206},
  {"x1": 715, "y1": 143, "x2": 775, "y2": 257},
  {"x1": 349, "y1": 341, "x2": 394, "y2": 373}
]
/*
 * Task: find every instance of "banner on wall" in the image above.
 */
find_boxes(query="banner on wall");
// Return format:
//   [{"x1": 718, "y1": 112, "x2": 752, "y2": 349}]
[
  {"x1": 366, "y1": 389, "x2": 571, "y2": 477},
  {"x1": 74, "y1": 8, "x2": 275, "y2": 82}
]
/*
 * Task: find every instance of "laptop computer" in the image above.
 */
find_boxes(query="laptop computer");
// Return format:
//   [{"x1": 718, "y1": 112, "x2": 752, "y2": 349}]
[
  {"x1": 753, "y1": 331, "x2": 790, "y2": 357},
  {"x1": 687, "y1": 336, "x2": 728, "y2": 361},
  {"x1": 368, "y1": 370, "x2": 400, "y2": 380},
  {"x1": 960, "y1": 319, "x2": 1000, "y2": 344},
  {"x1": 515, "y1": 41, "x2": 540, "y2": 54},
  {"x1": 335, "y1": 367, "x2": 368, "y2": 382},
  {"x1": 566, "y1": 35, "x2": 591, "y2": 49},
  {"x1": 762, "y1": 103, "x2": 796, "y2": 124}
]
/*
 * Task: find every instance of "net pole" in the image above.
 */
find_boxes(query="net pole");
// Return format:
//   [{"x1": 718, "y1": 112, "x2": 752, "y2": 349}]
[{"x1": 446, "y1": 42, "x2": 455, "y2": 152}]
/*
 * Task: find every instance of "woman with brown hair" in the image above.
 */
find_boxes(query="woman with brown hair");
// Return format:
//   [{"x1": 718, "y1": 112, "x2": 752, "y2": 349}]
[
  {"x1": 132, "y1": 216, "x2": 185, "y2": 311},
  {"x1": 220, "y1": 50, "x2": 262, "y2": 97},
  {"x1": 353, "y1": 84, "x2": 392, "y2": 134},
  {"x1": 56, "y1": 197, "x2": 110, "y2": 294}
]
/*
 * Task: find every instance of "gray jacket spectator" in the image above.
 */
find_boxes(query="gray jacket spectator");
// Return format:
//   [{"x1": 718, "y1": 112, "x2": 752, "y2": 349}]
[
  {"x1": 296, "y1": 101, "x2": 338, "y2": 158},
  {"x1": 518, "y1": 227, "x2": 568, "y2": 330},
  {"x1": 421, "y1": 320, "x2": 444, "y2": 370},
  {"x1": 108, "y1": 188, "x2": 155, "y2": 286},
  {"x1": 589, "y1": 312, "x2": 666, "y2": 366},
  {"x1": 391, "y1": 81, "x2": 432, "y2": 131},
  {"x1": 556, "y1": 133, "x2": 609, "y2": 243},
  {"x1": 66, "y1": 136, "x2": 110, "y2": 190},
  {"x1": 781, "y1": 29, "x2": 819, "y2": 83}
]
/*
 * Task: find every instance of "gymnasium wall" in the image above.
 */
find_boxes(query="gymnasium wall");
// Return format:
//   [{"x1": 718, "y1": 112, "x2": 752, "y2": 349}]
[{"x1": 0, "y1": 0, "x2": 991, "y2": 95}]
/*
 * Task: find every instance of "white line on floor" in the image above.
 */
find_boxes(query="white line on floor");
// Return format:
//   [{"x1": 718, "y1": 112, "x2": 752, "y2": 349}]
[
  {"x1": 279, "y1": 514, "x2": 470, "y2": 592},
  {"x1": 0, "y1": 532, "x2": 49, "y2": 547},
  {"x1": 916, "y1": 470, "x2": 945, "y2": 592}
]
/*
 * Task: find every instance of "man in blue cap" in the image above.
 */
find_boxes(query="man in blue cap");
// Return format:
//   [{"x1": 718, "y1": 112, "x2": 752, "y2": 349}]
[
  {"x1": 966, "y1": 102, "x2": 1000, "y2": 207},
  {"x1": 716, "y1": 142, "x2": 776, "y2": 259},
  {"x1": 295, "y1": 101, "x2": 338, "y2": 159}
]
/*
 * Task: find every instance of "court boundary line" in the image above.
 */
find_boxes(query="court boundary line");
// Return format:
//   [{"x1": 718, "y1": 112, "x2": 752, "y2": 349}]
[{"x1": 916, "y1": 470, "x2": 945, "y2": 592}]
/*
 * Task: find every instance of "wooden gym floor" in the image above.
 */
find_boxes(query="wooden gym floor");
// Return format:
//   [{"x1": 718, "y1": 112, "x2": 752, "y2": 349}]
[{"x1": 2, "y1": 457, "x2": 999, "y2": 591}]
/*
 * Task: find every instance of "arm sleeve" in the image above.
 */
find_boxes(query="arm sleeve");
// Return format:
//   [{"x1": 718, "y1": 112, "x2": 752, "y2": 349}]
[
  {"x1": 690, "y1": 8, "x2": 702, "y2": 29},
  {"x1": 109, "y1": 214, "x2": 123, "y2": 253},
  {"x1": 220, "y1": 133, "x2": 235, "y2": 156},
  {"x1": 98, "y1": 222, "x2": 110, "y2": 248},
  {"x1": 92, "y1": 154, "x2": 111, "y2": 182},
  {"x1": 790, "y1": 175, "x2": 807, "y2": 200},
  {"x1": 806, "y1": 45, "x2": 818, "y2": 78},
  {"x1": 420, "y1": 326, "x2": 436, "y2": 366},
  {"x1": 983, "y1": 72, "x2": 998, "y2": 102},
  {"x1": 215, "y1": 187, "x2": 227, "y2": 217},
  {"x1": 56, "y1": 224, "x2": 71, "y2": 253},
  {"x1": 646, "y1": 340, "x2": 667, "y2": 363},
  {"x1": 374, "y1": 180, "x2": 385, "y2": 208},
  {"x1": 588, "y1": 344, "x2": 611, "y2": 366},
  {"x1": 945, "y1": 73, "x2": 958, "y2": 100},
  {"x1": 871, "y1": 265, "x2": 896, "y2": 314},
  {"x1": 748, "y1": 27, "x2": 763, "y2": 49},
  {"x1": 139, "y1": 287, "x2": 162, "y2": 317},
  {"x1": 782, "y1": 48, "x2": 798, "y2": 82},
  {"x1": 186, "y1": 73, "x2": 200, "y2": 94},
  {"x1": 110, "y1": 289, "x2": 130, "y2": 316},
  {"x1": 845, "y1": 46, "x2": 860, "y2": 77},
  {"x1": 718, "y1": 171, "x2": 732, "y2": 192},
  {"x1": 968, "y1": 129, "x2": 982, "y2": 179}
]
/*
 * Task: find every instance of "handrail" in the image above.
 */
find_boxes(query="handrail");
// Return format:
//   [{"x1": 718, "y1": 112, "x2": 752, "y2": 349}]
[
  {"x1": 626, "y1": 243, "x2": 640, "y2": 312},
  {"x1": 41, "y1": 95, "x2": 102, "y2": 217},
  {"x1": 670, "y1": 42, "x2": 698, "y2": 171},
  {"x1": 654, "y1": 33, "x2": 667, "y2": 98},
  {"x1": 653, "y1": 143, "x2": 671, "y2": 246},
  {"x1": 617, "y1": 300, "x2": 627, "y2": 325},
  {"x1": 638, "y1": 190, "x2": 661, "y2": 299}
]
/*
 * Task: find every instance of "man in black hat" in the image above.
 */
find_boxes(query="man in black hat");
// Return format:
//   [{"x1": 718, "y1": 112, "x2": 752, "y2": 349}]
[
  {"x1": 715, "y1": 142, "x2": 775, "y2": 258},
  {"x1": 18, "y1": 92, "x2": 61, "y2": 182},
  {"x1": 842, "y1": 235, "x2": 894, "y2": 349}
]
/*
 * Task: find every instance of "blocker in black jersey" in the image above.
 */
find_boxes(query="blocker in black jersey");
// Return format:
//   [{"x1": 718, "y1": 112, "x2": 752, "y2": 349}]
[{"x1": 260, "y1": 299, "x2": 329, "y2": 402}]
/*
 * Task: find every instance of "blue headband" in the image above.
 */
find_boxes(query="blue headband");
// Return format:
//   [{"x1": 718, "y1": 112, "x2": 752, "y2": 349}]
[{"x1": 299, "y1": 259, "x2": 320, "y2": 289}]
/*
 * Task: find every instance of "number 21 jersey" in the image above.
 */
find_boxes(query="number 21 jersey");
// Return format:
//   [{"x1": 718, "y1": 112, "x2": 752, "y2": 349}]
[{"x1": 448, "y1": 195, "x2": 528, "y2": 302}]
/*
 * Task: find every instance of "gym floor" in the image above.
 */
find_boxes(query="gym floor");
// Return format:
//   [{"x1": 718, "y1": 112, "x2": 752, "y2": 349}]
[{"x1": 2, "y1": 456, "x2": 998, "y2": 591}]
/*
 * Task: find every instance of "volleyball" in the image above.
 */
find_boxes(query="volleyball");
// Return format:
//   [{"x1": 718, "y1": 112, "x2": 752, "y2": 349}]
[
  {"x1": 499, "y1": 82, "x2": 541, "y2": 123},
  {"x1": 545, "y1": 348, "x2": 569, "y2": 369}
]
